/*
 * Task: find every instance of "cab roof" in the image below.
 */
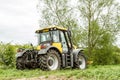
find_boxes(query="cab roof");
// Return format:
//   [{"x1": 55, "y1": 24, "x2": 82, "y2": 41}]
[{"x1": 35, "y1": 26, "x2": 67, "y2": 33}]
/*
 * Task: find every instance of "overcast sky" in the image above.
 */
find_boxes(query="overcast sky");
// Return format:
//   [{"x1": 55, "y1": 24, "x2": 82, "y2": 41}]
[
  {"x1": 0, "y1": 0, "x2": 120, "y2": 46},
  {"x1": 0, "y1": 0, "x2": 39, "y2": 45}
]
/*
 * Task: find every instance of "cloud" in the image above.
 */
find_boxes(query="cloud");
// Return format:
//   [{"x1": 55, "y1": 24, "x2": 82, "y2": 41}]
[{"x1": 0, "y1": 0, "x2": 39, "y2": 45}]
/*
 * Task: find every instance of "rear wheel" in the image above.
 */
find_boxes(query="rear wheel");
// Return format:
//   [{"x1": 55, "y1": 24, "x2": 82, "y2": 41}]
[
  {"x1": 38, "y1": 50, "x2": 61, "y2": 71},
  {"x1": 16, "y1": 57, "x2": 26, "y2": 70},
  {"x1": 74, "y1": 53, "x2": 87, "y2": 69}
]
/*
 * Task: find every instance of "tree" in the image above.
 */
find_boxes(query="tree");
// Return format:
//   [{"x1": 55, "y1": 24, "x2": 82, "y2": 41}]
[
  {"x1": 37, "y1": 0, "x2": 80, "y2": 46},
  {"x1": 76, "y1": 0, "x2": 120, "y2": 64},
  {"x1": 77, "y1": 0, "x2": 120, "y2": 54},
  {"x1": 38, "y1": 0, "x2": 69, "y2": 27}
]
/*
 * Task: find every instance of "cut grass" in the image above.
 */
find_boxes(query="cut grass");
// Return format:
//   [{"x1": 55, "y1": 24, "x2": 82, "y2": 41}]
[{"x1": 0, "y1": 65, "x2": 120, "y2": 80}]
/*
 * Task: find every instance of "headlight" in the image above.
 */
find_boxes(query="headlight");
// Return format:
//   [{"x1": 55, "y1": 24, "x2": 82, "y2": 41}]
[{"x1": 40, "y1": 43, "x2": 50, "y2": 49}]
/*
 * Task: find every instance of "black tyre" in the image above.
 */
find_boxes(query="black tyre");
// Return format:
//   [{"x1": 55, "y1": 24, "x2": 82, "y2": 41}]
[
  {"x1": 38, "y1": 50, "x2": 61, "y2": 71},
  {"x1": 74, "y1": 53, "x2": 87, "y2": 69},
  {"x1": 16, "y1": 57, "x2": 26, "y2": 70}
]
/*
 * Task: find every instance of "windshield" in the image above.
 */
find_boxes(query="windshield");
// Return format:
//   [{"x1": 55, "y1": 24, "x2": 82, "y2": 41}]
[
  {"x1": 37, "y1": 30, "x2": 60, "y2": 44},
  {"x1": 38, "y1": 32, "x2": 51, "y2": 44}
]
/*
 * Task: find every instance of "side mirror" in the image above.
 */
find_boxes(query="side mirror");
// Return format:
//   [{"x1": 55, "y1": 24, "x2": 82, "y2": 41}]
[
  {"x1": 68, "y1": 30, "x2": 72, "y2": 37},
  {"x1": 30, "y1": 43, "x2": 34, "y2": 50}
]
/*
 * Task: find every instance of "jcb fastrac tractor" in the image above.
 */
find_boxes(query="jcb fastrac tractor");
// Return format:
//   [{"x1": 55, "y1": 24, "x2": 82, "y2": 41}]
[{"x1": 16, "y1": 26, "x2": 87, "y2": 71}]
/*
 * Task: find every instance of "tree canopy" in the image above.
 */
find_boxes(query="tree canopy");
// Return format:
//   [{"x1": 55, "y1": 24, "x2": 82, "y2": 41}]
[{"x1": 38, "y1": 0, "x2": 120, "y2": 64}]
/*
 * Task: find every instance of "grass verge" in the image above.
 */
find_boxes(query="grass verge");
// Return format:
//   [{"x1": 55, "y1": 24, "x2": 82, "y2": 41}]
[{"x1": 0, "y1": 65, "x2": 120, "y2": 80}]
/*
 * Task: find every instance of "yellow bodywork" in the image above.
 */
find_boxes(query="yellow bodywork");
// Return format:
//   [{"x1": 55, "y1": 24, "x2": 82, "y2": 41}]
[
  {"x1": 37, "y1": 45, "x2": 41, "y2": 50},
  {"x1": 35, "y1": 26, "x2": 67, "y2": 33},
  {"x1": 52, "y1": 43, "x2": 62, "y2": 53},
  {"x1": 36, "y1": 43, "x2": 62, "y2": 53}
]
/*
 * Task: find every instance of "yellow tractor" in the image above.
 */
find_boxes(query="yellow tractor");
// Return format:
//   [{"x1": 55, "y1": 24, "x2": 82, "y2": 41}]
[{"x1": 16, "y1": 26, "x2": 87, "y2": 70}]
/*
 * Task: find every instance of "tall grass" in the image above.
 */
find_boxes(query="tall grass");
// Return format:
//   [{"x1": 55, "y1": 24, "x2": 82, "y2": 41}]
[{"x1": 0, "y1": 65, "x2": 120, "y2": 80}]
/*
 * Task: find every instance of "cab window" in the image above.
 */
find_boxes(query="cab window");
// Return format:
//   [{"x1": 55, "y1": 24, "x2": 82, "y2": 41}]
[
  {"x1": 39, "y1": 32, "x2": 51, "y2": 44},
  {"x1": 52, "y1": 30, "x2": 60, "y2": 42}
]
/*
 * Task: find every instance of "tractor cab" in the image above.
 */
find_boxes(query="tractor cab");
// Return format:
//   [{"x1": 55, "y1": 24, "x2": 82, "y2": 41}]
[{"x1": 36, "y1": 26, "x2": 73, "y2": 54}]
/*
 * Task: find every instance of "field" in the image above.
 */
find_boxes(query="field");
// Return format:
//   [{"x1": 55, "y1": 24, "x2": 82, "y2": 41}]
[{"x1": 0, "y1": 65, "x2": 120, "y2": 80}]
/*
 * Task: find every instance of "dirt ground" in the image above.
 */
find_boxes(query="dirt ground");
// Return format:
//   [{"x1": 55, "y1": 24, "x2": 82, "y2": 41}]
[{"x1": 15, "y1": 76, "x2": 80, "y2": 80}]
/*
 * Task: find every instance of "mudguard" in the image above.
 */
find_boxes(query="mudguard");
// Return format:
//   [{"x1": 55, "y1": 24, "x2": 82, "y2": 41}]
[
  {"x1": 38, "y1": 46, "x2": 61, "y2": 55},
  {"x1": 16, "y1": 49, "x2": 29, "y2": 58},
  {"x1": 72, "y1": 49, "x2": 84, "y2": 62}
]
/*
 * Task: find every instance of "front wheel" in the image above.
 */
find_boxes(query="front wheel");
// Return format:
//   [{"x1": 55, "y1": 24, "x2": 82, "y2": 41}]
[{"x1": 74, "y1": 53, "x2": 87, "y2": 69}]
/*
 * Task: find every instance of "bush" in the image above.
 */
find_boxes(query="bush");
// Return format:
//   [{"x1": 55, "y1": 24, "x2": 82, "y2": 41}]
[
  {"x1": 0, "y1": 42, "x2": 34, "y2": 68},
  {"x1": 0, "y1": 42, "x2": 16, "y2": 67},
  {"x1": 84, "y1": 47, "x2": 115, "y2": 65},
  {"x1": 93, "y1": 33, "x2": 116, "y2": 65},
  {"x1": 113, "y1": 53, "x2": 120, "y2": 64},
  {"x1": 93, "y1": 48, "x2": 114, "y2": 65},
  {"x1": 84, "y1": 33, "x2": 120, "y2": 65}
]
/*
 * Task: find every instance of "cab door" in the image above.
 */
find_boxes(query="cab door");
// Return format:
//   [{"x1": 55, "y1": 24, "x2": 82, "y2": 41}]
[
  {"x1": 59, "y1": 31, "x2": 68, "y2": 53},
  {"x1": 52, "y1": 30, "x2": 62, "y2": 53}
]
